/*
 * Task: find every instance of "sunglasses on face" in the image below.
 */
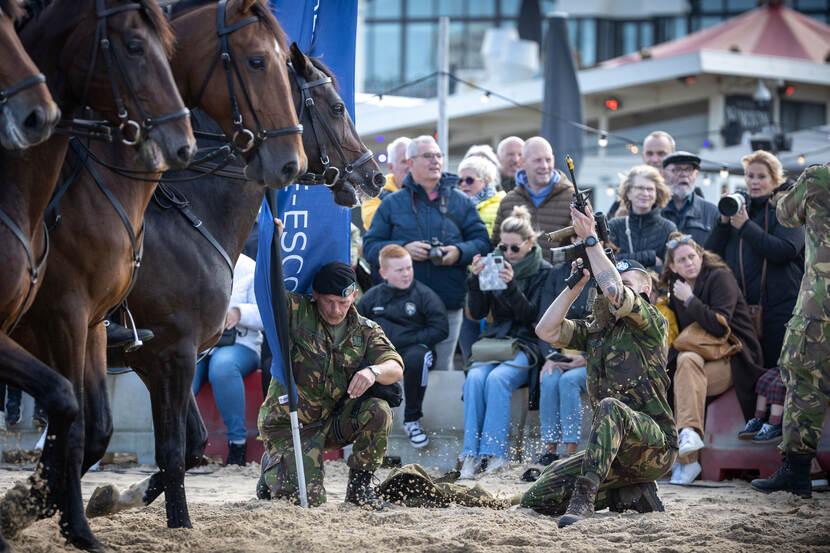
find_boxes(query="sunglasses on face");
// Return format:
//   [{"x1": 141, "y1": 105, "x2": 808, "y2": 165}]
[
  {"x1": 461, "y1": 176, "x2": 481, "y2": 185},
  {"x1": 498, "y1": 240, "x2": 526, "y2": 253},
  {"x1": 665, "y1": 234, "x2": 693, "y2": 249}
]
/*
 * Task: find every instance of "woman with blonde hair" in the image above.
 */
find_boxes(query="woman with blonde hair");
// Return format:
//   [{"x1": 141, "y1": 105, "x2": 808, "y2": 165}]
[
  {"x1": 608, "y1": 165, "x2": 677, "y2": 271},
  {"x1": 660, "y1": 232, "x2": 764, "y2": 484},
  {"x1": 457, "y1": 155, "x2": 504, "y2": 236},
  {"x1": 460, "y1": 205, "x2": 551, "y2": 478}
]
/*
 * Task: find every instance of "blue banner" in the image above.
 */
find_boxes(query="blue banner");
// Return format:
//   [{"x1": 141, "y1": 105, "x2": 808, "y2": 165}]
[{"x1": 255, "y1": 0, "x2": 357, "y2": 389}]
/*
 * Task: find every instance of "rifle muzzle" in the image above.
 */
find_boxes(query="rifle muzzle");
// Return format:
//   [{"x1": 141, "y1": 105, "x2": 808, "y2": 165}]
[{"x1": 545, "y1": 226, "x2": 576, "y2": 244}]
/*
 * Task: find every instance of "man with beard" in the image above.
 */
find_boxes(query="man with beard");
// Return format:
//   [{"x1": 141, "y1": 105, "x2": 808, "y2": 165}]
[{"x1": 660, "y1": 151, "x2": 718, "y2": 245}]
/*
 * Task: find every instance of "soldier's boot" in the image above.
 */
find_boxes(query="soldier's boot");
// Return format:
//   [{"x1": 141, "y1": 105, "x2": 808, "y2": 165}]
[
  {"x1": 345, "y1": 468, "x2": 388, "y2": 511},
  {"x1": 558, "y1": 475, "x2": 598, "y2": 528},
  {"x1": 256, "y1": 474, "x2": 271, "y2": 500},
  {"x1": 751, "y1": 453, "x2": 813, "y2": 498},
  {"x1": 608, "y1": 481, "x2": 664, "y2": 513}
]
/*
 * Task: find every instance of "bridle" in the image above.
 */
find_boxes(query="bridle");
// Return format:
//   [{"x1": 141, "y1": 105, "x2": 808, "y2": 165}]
[
  {"x1": 192, "y1": 0, "x2": 302, "y2": 154},
  {"x1": 77, "y1": 0, "x2": 191, "y2": 146},
  {"x1": 0, "y1": 73, "x2": 46, "y2": 106},
  {"x1": 289, "y1": 62, "x2": 374, "y2": 187}
]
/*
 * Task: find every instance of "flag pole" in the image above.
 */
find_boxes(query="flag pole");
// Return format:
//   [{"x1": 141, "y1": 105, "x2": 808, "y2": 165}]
[{"x1": 265, "y1": 188, "x2": 309, "y2": 509}]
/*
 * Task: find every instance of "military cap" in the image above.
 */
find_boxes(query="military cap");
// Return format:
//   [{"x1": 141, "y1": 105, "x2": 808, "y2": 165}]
[
  {"x1": 312, "y1": 261, "x2": 357, "y2": 297},
  {"x1": 662, "y1": 151, "x2": 701, "y2": 169},
  {"x1": 615, "y1": 258, "x2": 650, "y2": 277}
]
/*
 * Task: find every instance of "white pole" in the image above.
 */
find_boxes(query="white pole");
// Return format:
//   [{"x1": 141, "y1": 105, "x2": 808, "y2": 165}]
[
  {"x1": 437, "y1": 16, "x2": 449, "y2": 156},
  {"x1": 289, "y1": 411, "x2": 309, "y2": 508}
]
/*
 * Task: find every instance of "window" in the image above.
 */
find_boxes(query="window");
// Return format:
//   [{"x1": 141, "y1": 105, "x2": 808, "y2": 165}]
[
  {"x1": 364, "y1": 23, "x2": 402, "y2": 94},
  {"x1": 780, "y1": 100, "x2": 827, "y2": 134},
  {"x1": 366, "y1": 0, "x2": 401, "y2": 19},
  {"x1": 579, "y1": 19, "x2": 597, "y2": 67},
  {"x1": 468, "y1": 0, "x2": 496, "y2": 17}
]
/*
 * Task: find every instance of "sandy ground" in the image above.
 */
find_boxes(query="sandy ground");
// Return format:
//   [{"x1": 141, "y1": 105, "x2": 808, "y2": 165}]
[{"x1": 1, "y1": 460, "x2": 829, "y2": 553}]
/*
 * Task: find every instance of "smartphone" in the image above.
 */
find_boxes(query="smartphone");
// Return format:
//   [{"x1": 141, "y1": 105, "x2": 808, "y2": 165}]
[{"x1": 546, "y1": 352, "x2": 570, "y2": 362}]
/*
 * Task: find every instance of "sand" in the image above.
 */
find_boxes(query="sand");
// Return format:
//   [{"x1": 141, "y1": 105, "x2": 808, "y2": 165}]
[{"x1": 1, "y1": 460, "x2": 829, "y2": 553}]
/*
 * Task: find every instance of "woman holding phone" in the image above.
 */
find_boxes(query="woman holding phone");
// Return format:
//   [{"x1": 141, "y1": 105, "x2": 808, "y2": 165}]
[{"x1": 460, "y1": 206, "x2": 551, "y2": 478}]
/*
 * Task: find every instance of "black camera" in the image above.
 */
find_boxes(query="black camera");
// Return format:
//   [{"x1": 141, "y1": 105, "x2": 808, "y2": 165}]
[{"x1": 428, "y1": 237, "x2": 445, "y2": 266}]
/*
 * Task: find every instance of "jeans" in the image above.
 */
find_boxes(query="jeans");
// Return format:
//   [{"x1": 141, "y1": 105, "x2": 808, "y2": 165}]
[
  {"x1": 433, "y1": 308, "x2": 463, "y2": 371},
  {"x1": 193, "y1": 344, "x2": 260, "y2": 443},
  {"x1": 539, "y1": 365, "x2": 587, "y2": 444},
  {"x1": 462, "y1": 351, "x2": 530, "y2": 458}
]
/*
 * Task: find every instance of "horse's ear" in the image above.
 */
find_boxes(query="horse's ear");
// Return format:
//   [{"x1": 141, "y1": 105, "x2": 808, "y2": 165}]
[
  {"x1": 290, "y1": 42, "x2": 309, "y2": 76},
  {"x1": 241, "y1": 0, "x2": 257, "y2": 13}
]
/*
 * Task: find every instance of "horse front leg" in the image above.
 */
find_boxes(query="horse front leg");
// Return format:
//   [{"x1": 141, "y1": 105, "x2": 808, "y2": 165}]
[{"x1": 80, "y1": 323, "x2": 113, "y2": 474}]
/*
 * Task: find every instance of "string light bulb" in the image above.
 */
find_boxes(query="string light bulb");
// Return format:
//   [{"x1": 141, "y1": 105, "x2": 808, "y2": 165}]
[
  {"x1": 797, "y1": 155, "x2": 806, "y2": 165},
  {"x1": 598, "y1": 133, "x2": 608, "y2": 148},
  {"x1": 480, "y1": 91, "x2": 490, "y2": 104},
  {"x1": 719, "y1": 168, "x2": 729, "y2": 179},
  {"x1": 629, "y1": 144, "x2": 639, "y2": 154},
  {"x1": 605, "y1": 186, "x2": 615, "y2": 196},
  {"x1": 703, "y1": 176, "x2": 712, "y2": 186}
]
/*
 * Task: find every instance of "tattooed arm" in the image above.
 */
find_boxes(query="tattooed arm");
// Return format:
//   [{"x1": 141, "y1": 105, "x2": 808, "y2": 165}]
[{"x1": 570, "y1": 205, "x2": 626, "y2": 308}]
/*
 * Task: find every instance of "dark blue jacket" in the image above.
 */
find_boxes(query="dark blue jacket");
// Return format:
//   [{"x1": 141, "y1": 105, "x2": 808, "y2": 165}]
[
  {"x1": 662, "y1": 193, "x2": 719, "y2": 246},
  {"x1": 609, "y1": 206, "x2": 677, "y2": 271},
  {"x1": 362, "y1": 172, "x2": 491, "y2": 310}
]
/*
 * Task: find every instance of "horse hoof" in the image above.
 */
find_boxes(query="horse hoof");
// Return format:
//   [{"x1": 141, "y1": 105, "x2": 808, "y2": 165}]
[
  {"x1": 0, "y1": 482, "x2": 40, "y2": 538},
  {"x1": 86, "y1": 485, "x2": 118, "y2": 518}
]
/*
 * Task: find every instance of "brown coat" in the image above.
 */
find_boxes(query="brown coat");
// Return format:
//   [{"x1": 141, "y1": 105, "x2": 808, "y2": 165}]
[{"x1": 490, "y1": 169, "x2": 574, "y2": 252}]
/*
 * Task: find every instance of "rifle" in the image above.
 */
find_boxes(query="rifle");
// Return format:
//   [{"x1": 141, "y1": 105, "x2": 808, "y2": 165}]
[{"x1": 545, "y1": 155, "x2": 616, "y2": 289}]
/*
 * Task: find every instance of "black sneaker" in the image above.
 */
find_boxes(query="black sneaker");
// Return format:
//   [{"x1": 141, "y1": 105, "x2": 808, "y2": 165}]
[
  {"x1": 752, "y1": 423, "x2": 783, "y2": 444},
  {"x1": 738, "y1": 417, "x2": 765, "y2": 440},
  {"x1": 536, "y1": 452, "x2": 560, "y2": 466},
  {"x1": 226, "y1": 441, "x2": 247, "y2": 466}
]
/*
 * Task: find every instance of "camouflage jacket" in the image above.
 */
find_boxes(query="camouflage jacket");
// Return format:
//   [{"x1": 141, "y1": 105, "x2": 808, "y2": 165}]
[
  {"x1": 776, "y1": 164, "x2": 830, "y2": 322},
  {"x1": 553, "y1": 286, "x2": 677, "y2": 448},
  {"x1": 268, "y1": 293, "x2": 403, "y2": 427}
]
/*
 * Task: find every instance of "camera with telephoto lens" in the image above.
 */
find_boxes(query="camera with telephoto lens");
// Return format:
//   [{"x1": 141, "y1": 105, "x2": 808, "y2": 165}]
[
  {"x1": 428, "y1": 237, "x2": 445, "y2": 266},
  {"x1": 718, "y1": 192, "x2": 747, "y2": 216}
]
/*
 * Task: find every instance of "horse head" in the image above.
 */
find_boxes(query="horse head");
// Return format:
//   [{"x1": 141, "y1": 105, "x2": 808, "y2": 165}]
[
  {"x1": 19, "y1": 0, "x2": 195, "y2": 170},
  {"x1": 0, "y1": 0, "x2": 59, "y2": 149},
  {"x1": 172, "y1": 0, "x2": 305, "y2": 188},
  {"x1": 288, "y1": 43, "x2": 384, "y2": 208}
]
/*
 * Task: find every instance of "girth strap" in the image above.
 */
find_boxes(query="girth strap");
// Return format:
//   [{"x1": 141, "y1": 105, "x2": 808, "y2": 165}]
[{"x1": 0, "y1": 211, "x2": 50, "y2": 333}]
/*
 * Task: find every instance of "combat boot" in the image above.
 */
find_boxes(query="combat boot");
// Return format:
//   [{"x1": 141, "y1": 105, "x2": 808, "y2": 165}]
[
  {"x1": 345, "y1": 468, "x2": 388, "y2": 511},
  {"x1": 558, "y1": 475, "x2": 598, "y2": 528},
  {"x1": 751, "y1": 453, "x2": 813, "y2": 498},
  {"x1": 608, "y1": 481, "x2": 664, "y2": 513}
]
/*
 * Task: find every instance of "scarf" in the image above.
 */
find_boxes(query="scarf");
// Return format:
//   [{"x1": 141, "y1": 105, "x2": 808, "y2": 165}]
[{"x1": 472, "y1": 182, "x2": 497, "y2": 206}]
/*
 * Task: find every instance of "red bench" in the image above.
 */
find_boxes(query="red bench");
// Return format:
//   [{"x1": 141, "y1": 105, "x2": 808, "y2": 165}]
[
  {"x1": 700, "y1": 388, "x2": 830, "y2": 480},
  {"x1": 195, "y1": 370, "x2": 342, "y2": 464}
]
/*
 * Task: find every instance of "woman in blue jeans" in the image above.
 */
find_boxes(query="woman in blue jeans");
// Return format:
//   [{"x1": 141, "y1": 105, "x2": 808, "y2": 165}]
[
  {"x1": 193, "y1": 254, "x2": 263, "y2": 466},
  {"x1": 460, "y1": 206, "x2": 551, "y2": 478}
]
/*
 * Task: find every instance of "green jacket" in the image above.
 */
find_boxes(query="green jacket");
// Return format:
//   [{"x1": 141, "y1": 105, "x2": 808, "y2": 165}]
[
  {"x1": 776, "y1": 164, "x2": 830, "y2": 322},
  {"x1": 266, "y1": 293, "x2": 403, "y2": 427},
  {"x1": 553, "y1": 286, "x2": 677, "y2": 448}
]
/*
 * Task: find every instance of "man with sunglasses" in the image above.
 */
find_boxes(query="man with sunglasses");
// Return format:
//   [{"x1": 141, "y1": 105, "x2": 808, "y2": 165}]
[
  {"x1": 522, "y1": 205, "x2": 676, "y2": 527},
  {"x1": 661, "y1": 151, "x2": 718, "y2": 245},
  {"x1": 363, "y1": 136, "x2": 490, "y2": 373}
]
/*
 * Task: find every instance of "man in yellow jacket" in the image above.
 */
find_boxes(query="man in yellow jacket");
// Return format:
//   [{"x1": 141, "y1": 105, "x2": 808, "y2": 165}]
[{"x1": 362, "y1": 136, "x2": 411, "y2": 231}]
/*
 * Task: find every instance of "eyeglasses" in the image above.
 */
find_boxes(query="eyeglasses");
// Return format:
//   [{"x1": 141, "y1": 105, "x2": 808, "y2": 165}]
[
  {"x1": 498, "y1": 240, "x2": 526, "y2": 253},
  {"x1": 665, "y1": 234, "x2": 693, "y2": 249},
  {"x1": 669, "y1": 166, "x2": 696, "y2": 175},
  {"x1": 631, "y1": 185, "x2": 656, "y2": 194},
  {"x1": 413, "y1": 152, "x2": 443, "y2": 160},
  {"x1": 461, "y1": 176, "x2": 480, "y2": 185}
]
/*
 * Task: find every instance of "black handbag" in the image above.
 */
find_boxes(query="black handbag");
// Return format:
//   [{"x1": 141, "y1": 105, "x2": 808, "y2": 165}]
[{"x1": 216, "y1": 327, "x2": 237, "y2": 348}]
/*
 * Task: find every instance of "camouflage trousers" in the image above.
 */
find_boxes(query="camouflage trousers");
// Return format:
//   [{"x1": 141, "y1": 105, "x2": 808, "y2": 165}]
[
  {"x1": 779, "y1": 317, "x2": 830, "y2": 455},
  {"x1": 521, "y1": 397, "x2": 676, "y2": 514},
  {"x1": 257, "y1": 390, "x2": 392, "y2": 506}
]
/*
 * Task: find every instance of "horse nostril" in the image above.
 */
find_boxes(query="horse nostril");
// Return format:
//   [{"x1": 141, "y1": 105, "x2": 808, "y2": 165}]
[
  {"x1": 23, "y1": 107, "x2": 45, "y2": 132},
  {"x1": 372, "y1": 171, "x2": 385, "y2": 187},
  {"x1": 282, "y1": 161, "x2": 299, "y2": 180},
  {"x1": 177, "y1": 144, "x2": 194, "y2": 165}
]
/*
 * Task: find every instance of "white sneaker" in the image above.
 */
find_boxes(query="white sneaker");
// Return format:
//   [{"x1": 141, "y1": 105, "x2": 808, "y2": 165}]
[
  {"x1": 459, "y1": 455, "x2": 480, "y2": 480},
  {"x1": 484, "y1": 455, "x2": 509, "y2": 475},
  {"x1": 678, "y1": 427, "x2": 704, "y2": 457},
  {"x1": 403, "y1": 420, "x2": 429, "y2": 448},
  {"x1": 670, "y1": 461, "x2": 701, "y2": 484}
]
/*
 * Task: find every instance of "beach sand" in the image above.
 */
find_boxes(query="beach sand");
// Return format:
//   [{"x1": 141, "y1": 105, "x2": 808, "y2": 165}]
[{"x1": 2, "y1": 459, "x2": 829, "y2": 552}]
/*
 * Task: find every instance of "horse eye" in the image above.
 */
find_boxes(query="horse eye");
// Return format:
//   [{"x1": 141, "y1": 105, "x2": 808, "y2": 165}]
[
  {"x1": 248, "y1": 57, "x2": 266, "y2": 70},
  {"x1": 126, "y1": 39, "x2": 144, "y2": 56},
  {"x1": 332, "y1": 103, "x2": 345, "y2": 114}
]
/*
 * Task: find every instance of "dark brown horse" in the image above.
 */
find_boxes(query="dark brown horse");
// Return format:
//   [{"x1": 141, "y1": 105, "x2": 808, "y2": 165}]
[
  {"x1": 0, "y1": 0, "x2": 59, "y2": 149},
  {"x1": 6, "y1": 0, "x2": 303, "y2": 544},
  {"x1": 83, "y1": 43, "x2": 382, "y2": 528},
  {"x1": 0, "y1": 0, "x2": 196, "y2": 551}
]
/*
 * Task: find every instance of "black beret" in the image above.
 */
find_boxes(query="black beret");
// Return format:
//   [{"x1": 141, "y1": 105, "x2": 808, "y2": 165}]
[
  {"x1": 662, "y1": 151, "x2": 701, "y2": 169},
  {"x1": 615, "y1": 258, "x2": 650, "y2": 277},
  {"x1": 312, "y1": 261, "x2": 357, "y2": 297}
]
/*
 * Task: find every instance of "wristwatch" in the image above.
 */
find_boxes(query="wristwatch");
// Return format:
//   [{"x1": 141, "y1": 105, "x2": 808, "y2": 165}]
[
  {"x1": 369, "y1": 365, "x2": 382, "y2": 378},
  {"x1": 584, "y1": 235, "x2": 599, "y2": 248}
]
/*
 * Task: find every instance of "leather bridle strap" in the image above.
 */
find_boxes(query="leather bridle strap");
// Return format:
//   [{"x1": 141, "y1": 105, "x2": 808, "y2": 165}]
[
  {"x1": 0, "y1": 73, "x2": 46, "y2": 105},
  {"x1": 192, "y1": 0, "x2": 301, "y2": 154}
]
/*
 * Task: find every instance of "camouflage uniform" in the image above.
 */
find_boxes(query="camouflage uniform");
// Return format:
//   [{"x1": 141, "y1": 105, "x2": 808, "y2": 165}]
[
  {"x1": 257, "y1": 292, "x2": 403, "y2": 506},
  {"x1": 521, "y1": 287, "x2": 677, "y2": 513},
  {"x1": 775, "y1": 164, "x2": 830, "y2": 456}
]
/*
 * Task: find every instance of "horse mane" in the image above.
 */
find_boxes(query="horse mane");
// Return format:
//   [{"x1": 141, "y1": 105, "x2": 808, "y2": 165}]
[
  {"x1": 309, "y1": 56, "x2": 337, "y2": 89},
  {"x1": 17, "y1": 0, "x2": 175, "y2": 57},
  {"x1": 0, "y1": 0, "x2": 23, "y2": 22}
]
